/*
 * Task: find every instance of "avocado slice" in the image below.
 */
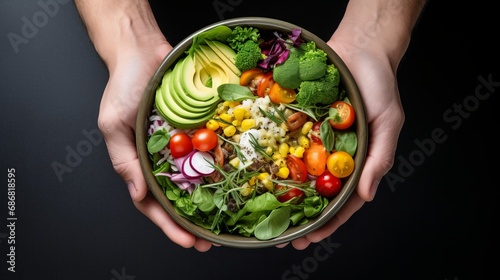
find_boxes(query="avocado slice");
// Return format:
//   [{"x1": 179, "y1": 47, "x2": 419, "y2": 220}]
[
  {"x1": 156, "y1": 69, "x2": 217, "y2": 129},
  {"x1": 203, "y1": 41, "x2": 241, "y2": 77},
  {"x1": 171, "y1": 57, "x2": 219, "y2": 111}
]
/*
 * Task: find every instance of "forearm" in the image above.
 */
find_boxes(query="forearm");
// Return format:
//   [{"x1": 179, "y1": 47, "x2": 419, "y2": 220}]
[
  {"x1": 332, "y1": 0, "x2": 427, "y2": 69},
  {"x1": 74, "y1": 0, "x2": 167, "y2": 72}
]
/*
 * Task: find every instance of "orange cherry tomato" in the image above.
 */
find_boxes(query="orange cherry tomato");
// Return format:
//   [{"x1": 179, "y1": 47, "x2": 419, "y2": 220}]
[
  {"x1": 256, "y1": 72, "x2": 274, "y2": 97},
  {"x1": 328, "y1": 100, "x2": 355, "y2": 130},
  {"x1": 303, "y1": 142, "x2": 328, "y2": 176},
  {"x1": 239, "y1": 68, "x2": 264, "y2": 86},
  {"x1": 268, "y1": 82, "x2": 296, "y2": 104},
  {"x1": 326, "y1": 151, "x2": 354, "y2": 178}
]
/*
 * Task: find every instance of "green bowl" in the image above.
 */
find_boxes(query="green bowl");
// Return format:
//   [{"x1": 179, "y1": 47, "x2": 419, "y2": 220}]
[{"x1": 136, "y1": 17, "x2": 367, "y2": 249}]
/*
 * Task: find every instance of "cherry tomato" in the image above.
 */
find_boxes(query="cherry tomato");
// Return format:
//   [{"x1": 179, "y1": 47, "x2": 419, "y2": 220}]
[
  {"x1": 315, "y1": 170, "x2": 342, "y2": 198},
  {"x1": 303, "y1": 142, "x2": 328, "y2": 176},
  {"x1": 328, "y1": 100, "x2": 355, "y2": 130},
  {"x1": 275, "y1": 184, "x2": 304, "y2": 204},
  {"x1": 256, "y1": 72, "x2": 274, "y2": 97},
  {"x1": 239, "y1": 68, "x2": 264, "y2": 86},
  {"x1": 169, "y1": 132, "x2": 193, "y2": 158},
  {"x1": 327, "y1": 151, "x2": 355, "y2": 178},
  {"x1": 192, "y1": 128, "x2": 218, "y2": 152},
  {"x1": 268, "y1": 82, "x2": 296, "y2": 104},
  {"x1": 286, "y1": 155, "x2": 308, "y2": 182},
  {"x1": 310, "y1": 121, "x2": 322, "y2": 144}
]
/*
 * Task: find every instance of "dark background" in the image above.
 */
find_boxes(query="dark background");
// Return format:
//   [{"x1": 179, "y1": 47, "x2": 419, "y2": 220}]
[{"x1": 1, "y1": 1, "x2": 497, "y2": 279}]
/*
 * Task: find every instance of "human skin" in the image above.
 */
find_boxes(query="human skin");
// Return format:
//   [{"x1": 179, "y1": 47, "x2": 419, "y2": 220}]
[{"x1": 74, "y1": 0, "x2": 426, "y2": 252}]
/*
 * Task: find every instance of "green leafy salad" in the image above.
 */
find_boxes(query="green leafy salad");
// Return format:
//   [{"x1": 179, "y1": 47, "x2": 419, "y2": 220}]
[{"x1": 146, "y1": 25, "x2": 358, "y2": 240}]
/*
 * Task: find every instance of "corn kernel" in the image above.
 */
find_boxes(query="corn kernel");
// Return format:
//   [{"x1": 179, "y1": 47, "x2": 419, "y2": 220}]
[
  {"x1": 206, "y1": 120, "x2": 219, "y2": 131},
  {"x1": 229, "y1": 157, "x2": 240, "y2": 168},
  {"x1": 226, "y1": 101, "x2": 240, "y2": 108},
  {"x1": 301, "y1": 121, "x2": 313, "y2": 135},
  {"x1": 261, "y1": 179, "x2": 274, "y2": 192},
  {"x1": 218, "y1": 113, "x2": 232, "y2": 128},
  {"x1": 298, "y1": 135, "x2": 310, "y2": 149},
  {"x1": 274, "y1": 158, "x2": 286, "y2": 168},
  {"x1": 233, "y1": 107, "x2": 247, "y2": 122},
  {"x1": 232, "y1": 120, "x2": 241, "y2": 127},
  {"x1": 224, "y1": 125, "x2": 237, "y2": 137},
  {"x1": 258, "y1": 172, "x2": 270, "y2": 181},
  {"x1": 272, "y1": 152, "x2": 282, "y2": 161},
  {"x1": 240, "y1": 119, "x2": 255, "y2": 131},
  {"x1": 293, "y1": 146, "x2": 305, "y2": 158},
  {"x1": 240, "y1": 184, "x2": 254, "y2": 197},
  {"x1": 248, "y1": 176, "x2": 257, "y2": 186},
  {"x1": 276, "y1": 167, "x2": 290, "y2": 179},
  {"x1": 278, "y1": 143, "x2": 289, "y2": 158}
]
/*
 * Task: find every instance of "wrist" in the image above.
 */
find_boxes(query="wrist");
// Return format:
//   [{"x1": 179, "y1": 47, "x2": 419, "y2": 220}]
[
  {"x1": 330, "y1": 0, "x2": 425, "y2": 69},
  {"x1": 77, "y1": 0, "x2": 168, "y2": 72}
]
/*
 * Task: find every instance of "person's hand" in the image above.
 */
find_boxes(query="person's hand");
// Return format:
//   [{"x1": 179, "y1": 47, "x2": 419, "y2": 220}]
[
  {"x1": 97, "y1": 39, "x2": 215, "y2": 252},
  {"x1": 281, "y1": 27, "x2": 406, "y2": 252}
]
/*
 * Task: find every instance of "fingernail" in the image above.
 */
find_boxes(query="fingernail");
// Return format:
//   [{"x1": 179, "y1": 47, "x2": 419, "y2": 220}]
[{"x1": 369, "y1": 180, "x2": 379, "y2": 201}]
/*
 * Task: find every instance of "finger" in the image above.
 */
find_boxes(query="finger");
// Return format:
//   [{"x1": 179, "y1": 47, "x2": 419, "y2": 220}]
[
  {"x1": 291, "y1": 238, "x2": 311, "y2": 250},
  {"x1": 305, "y1": 193, "x2": 365, "y2": 243},
  {"x1": 275, "y1": 242, "x2": 289, "y2": 249},
  {"x1": 193, "y1": 239, "x2": 214, "y2": 252},
  {"x1": 133, "y1": 192, "x2": 197, "y2": 249},
  {"x1": 357, "y1": 106, "x2": 404, "y2": 201}
]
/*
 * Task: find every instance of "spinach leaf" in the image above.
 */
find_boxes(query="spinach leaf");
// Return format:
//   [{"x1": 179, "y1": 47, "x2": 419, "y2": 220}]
[
  {"x1": 254, "y1": 206, "x2": 291, "y2": 240},
  {"x1": 147, "y1": 129, "x2": 170, "y2": 154},
  {"x1": 191, "y1": 186, "x2": 216, "y2": 212},
  {"x1": 334, "y1": 129, "x2": 358, "y2": 156},
  {"x1": 217, "y1": 83, "x2": 257, "y2": 101}
]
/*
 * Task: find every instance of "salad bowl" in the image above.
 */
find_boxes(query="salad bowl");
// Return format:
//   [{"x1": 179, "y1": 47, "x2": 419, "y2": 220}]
[{"x1": 136, "y1": 17, "x2": 367, "y2": 248}]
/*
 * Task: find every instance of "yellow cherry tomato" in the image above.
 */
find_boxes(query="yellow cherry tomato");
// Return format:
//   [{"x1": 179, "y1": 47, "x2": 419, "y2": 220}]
[{"x1": 326, "y1": 151, "x2": 354, "y2": 178}]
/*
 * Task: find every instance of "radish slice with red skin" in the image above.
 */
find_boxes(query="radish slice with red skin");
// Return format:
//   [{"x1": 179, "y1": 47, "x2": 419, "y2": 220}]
[
  {"x1": 189, "y1": 151, "x2": 215, "y2": 176},
  {"x1": 181, "y1": 152, "x2": 202, "y2": 179}
]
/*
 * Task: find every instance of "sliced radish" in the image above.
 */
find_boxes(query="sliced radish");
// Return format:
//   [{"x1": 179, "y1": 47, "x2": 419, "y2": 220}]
[
  {"x1": 181, "y1": 152, "x2": 202, "y2": 179},
  {"x1": 189, "y1": 151, "x2": 215, "y2": 176}
]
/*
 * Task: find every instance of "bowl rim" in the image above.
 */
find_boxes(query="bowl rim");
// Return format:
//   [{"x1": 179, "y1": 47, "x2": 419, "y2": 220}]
[{"x1": 136, "y1": 17, "x2": 368, "y2": 249}]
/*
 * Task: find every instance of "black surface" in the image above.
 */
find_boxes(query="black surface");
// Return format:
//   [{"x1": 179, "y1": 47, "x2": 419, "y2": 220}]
[{"x1": 1, "y1": 1, "x2": 497, "y2": 279}]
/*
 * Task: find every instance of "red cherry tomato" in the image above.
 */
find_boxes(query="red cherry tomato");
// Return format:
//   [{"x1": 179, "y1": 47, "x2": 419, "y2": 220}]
[
  {"x1": 286, "y1": 155, "x2": 308, "y2": 182},
  {"x1": 328, "y1": 100, "x2": 355, "y2": 130},
  {"x1": 315, "y1": 170, "x2": 342, "y2": 198},
  {"x1": 169, "y1": 132, "x2": 193, "y2": 158},
  {"x1": 275, "y1": 184, "x2": 304, "y2": 204},
  {"x1": 192, "y1": 128, "x2": 218, "y2": 152},
  {"x1": 310, "y1": 121, "x2": 322, "y2": 144}
]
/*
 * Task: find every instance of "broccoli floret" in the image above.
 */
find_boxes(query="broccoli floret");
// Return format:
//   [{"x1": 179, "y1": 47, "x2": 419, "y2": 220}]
[
  {"x1": 227, "y1": 26, "x2": 260, "y2": 52},
  {"x1": 272, "y1": 47, "x2": 304, "y2": 89},
  {"x1": 235, "y1": 40, "x2": 262, "y2": 72},
  {"x1": 298, "y1": 41, "x2": 328, "y2": 81},
  {"x1": 295, "y1": 64, "x2": 341, "y2": 106}
]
